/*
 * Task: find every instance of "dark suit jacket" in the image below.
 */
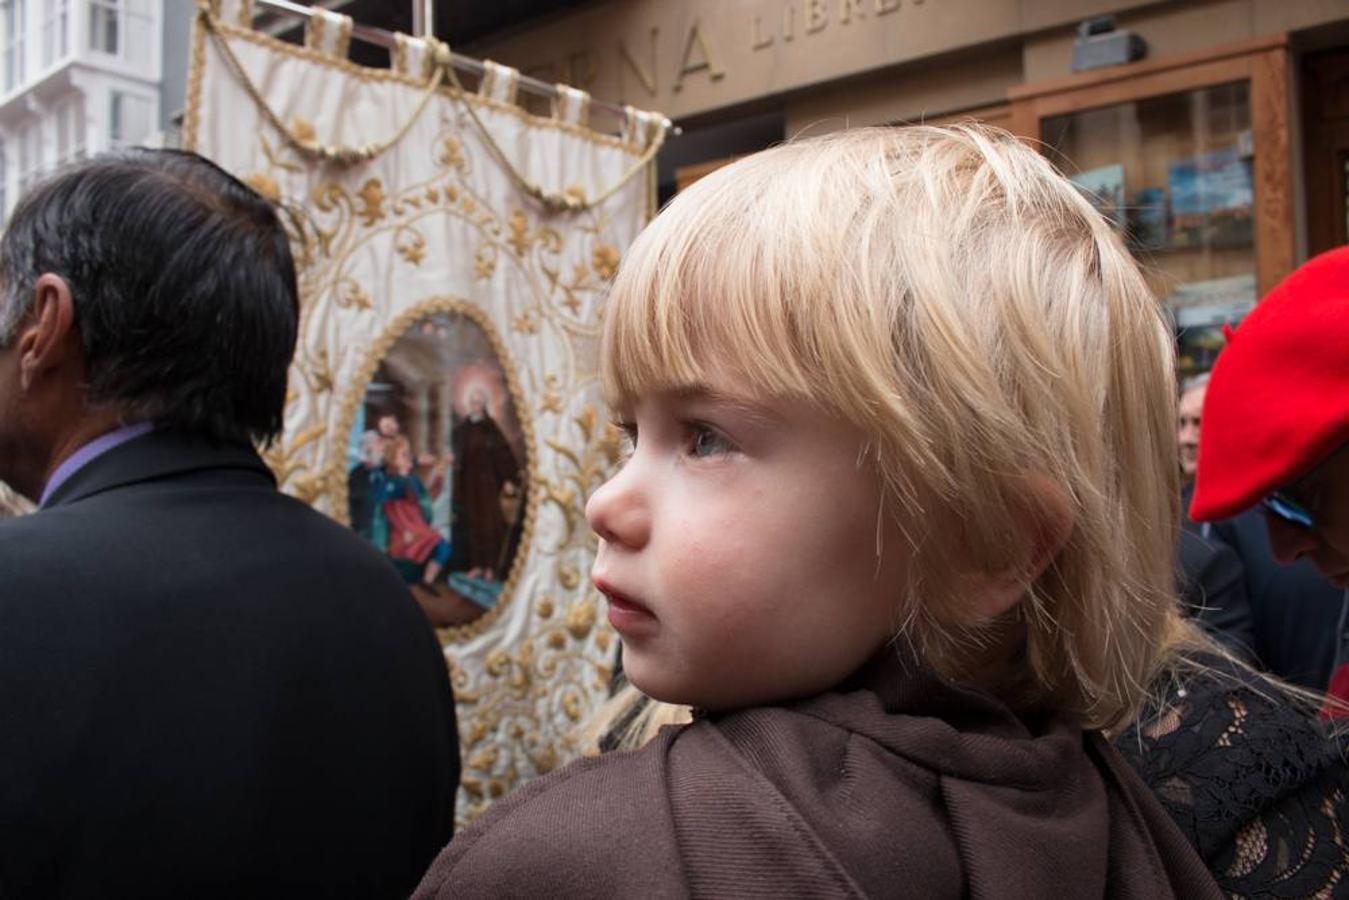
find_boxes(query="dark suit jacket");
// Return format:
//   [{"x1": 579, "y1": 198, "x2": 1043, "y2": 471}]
[
  {"x1": 1177, "y1": 528, "x2": 1258, "y2": 663},
  {"x1": 1209, "y1": 509, "x2": 1347, "y2": 691},
  {"x1": 0, "y1": 430, "x2": 460, "y2": 898}
]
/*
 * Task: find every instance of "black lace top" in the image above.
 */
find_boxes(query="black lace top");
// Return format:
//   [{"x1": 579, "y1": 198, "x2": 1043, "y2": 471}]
[{"x1": 1114, "y1": 664, "x2": 1349, "y2": 897}]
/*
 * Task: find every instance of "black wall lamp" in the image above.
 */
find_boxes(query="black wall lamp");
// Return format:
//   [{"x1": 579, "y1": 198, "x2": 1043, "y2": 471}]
[{"x1": 1072, "y1": 16, "x2": 1147, "y2": 72}]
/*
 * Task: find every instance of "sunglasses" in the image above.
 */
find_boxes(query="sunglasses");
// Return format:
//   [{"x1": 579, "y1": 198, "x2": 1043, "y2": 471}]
[
  {"x1": 1262, "y1": 490, "x2": 1315, "y2": 530},
  {"x1": 1260, "y1": 449, "x2": 1343, "y2": 530}
]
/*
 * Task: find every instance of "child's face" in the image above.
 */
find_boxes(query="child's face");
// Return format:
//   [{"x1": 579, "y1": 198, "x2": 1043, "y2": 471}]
[
  {"x1": 393, "y1": 446, "x2": 412, "y2": 476},
  {"x1": 587, "y1": 373, "x2": 909, "y2": 711}
]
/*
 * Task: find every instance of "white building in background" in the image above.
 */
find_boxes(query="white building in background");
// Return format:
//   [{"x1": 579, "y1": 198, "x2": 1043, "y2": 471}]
[{"x1": 0, "y1": 0, "x2": 163, "y2": 217}]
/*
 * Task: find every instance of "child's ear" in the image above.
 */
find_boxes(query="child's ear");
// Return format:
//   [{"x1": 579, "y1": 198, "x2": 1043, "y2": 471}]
[{"x1": 971, "y1": 474, "x2": 1075, "y2": 621}]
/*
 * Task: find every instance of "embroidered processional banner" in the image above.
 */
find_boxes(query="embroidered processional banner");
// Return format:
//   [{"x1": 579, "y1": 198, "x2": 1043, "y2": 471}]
[{"x1": 184, "y1": 0, "x2": 664, "y2": 822}]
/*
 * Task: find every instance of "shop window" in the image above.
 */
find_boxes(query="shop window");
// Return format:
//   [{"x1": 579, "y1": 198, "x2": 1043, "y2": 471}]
[{"x1": 1042, "y1": 82, "x2": 1256, "y2": 380}]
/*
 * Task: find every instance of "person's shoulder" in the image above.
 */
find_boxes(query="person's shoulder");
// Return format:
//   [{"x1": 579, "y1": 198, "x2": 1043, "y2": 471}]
[
  {"x1": 413, "y1": 739, "x2": 687, "y2": 898},
  {"x1": 415, "y1": 709, "x2": 884, "y2": 899},
  {"x1": 0, "y1": 505, "x2": 98, "y2": 583},
  {"x1": 1121, "y1": 660, "x2": 1349, "y2": 893},
  {"x1": 248, "y1": 488, "x2": 401, "y2": 571},
  {"x1": 1120, "y1": 659, "x2": 1345, "y2": 820}
]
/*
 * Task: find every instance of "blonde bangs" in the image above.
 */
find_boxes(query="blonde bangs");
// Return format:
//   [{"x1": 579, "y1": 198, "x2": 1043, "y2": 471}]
[{"x1": 601, "y1": 146, "x2": 884, "y2": 416}]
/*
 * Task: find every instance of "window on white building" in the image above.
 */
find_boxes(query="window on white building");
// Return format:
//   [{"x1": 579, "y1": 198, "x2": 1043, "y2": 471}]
[
  {"x1": 16, "y1": 122, "x2": 41, "y2": 198},
  {"x1": 89, "y1": 0, "x2": 153, "y2": 61},
  {"x1": 42, "y1": 0, "x2": 69, "y2": 68},
  {"x1": 109, "y1": 90, "x2": 152, "y2": 146},
  {"x1": 4, "y1": 0, "x2": 26, "y2": 92},
  {"x1": 55, "y1": 98, "x2": 85, "y2": 165},
  {"x1": 88, "y1": 0, "x2": 118, "y2": 54}
]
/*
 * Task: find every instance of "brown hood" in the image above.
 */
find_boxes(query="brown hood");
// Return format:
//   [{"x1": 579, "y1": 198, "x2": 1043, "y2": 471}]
[
  {"x1": 667, "y1": 649, "x2": 1222, "y2": 898},
  {"x1": 415, "y1": 647, "x2": 1221, "y2": 899}
]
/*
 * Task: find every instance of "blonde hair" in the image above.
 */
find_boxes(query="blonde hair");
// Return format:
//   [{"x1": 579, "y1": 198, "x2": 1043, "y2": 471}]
[{"x1": 601, "y1": 124, "x2": 1180, "y2": 730}]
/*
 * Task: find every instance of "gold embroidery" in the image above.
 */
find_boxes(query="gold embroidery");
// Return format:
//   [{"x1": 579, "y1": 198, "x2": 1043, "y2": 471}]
[
  {"x1": 539, "y1": 376, "x2": 564, "y2": 415},
  {"x1": 512, "y1": 309, "x2": 539, "y2": 334},
  {"x1": 291, "y1": 116, "x2": 316, "y2": 144},
  {"x1": 474, "y1": 245, "x2": 498, "y2": 280},
  {"x1": 394, "y1": 226, "x2": 426, "y2": 265},
  {"x1": 243, "y1": 172, "x2": 280, "y2": 202},
  {"x1": 356, "y1": 179, "x2": 386, "y2": 227},
  {"x1": 564, "y1": 596, "x2": 596, "y2": 640},
  {"x1": 592, "y1": 242, "x2": 620, "y2": 280}
]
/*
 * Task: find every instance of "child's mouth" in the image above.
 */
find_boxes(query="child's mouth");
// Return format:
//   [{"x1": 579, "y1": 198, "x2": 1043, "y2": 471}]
[{"x1": 593, "y1": 577, "x2": 656, "y2": 632}]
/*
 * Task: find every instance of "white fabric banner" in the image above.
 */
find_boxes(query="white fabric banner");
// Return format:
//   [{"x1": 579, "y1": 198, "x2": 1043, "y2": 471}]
[{"x1": 186, "y1": 9, "x2": 659, "y2": 822}]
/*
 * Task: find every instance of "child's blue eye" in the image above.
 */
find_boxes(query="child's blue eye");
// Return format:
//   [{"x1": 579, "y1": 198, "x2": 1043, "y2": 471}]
[{"x1": 689, "y1": 425, "x2": 733, "y2": 458}]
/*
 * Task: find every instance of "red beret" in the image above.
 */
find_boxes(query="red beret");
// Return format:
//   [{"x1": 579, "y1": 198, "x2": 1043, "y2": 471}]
[{"x1": 1190, "y1": 247, "x2": 1349, "y2": 521}]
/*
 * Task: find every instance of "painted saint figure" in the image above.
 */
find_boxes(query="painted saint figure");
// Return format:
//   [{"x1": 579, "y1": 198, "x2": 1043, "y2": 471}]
[{"x1": 452, "y1": 389, "x2": 521, "y2": 581}]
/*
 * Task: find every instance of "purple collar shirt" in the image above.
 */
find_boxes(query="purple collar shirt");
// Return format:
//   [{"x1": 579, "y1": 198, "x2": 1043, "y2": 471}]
[{"x1": 39, "y1": 422, "x2": 155, "y2": 508}]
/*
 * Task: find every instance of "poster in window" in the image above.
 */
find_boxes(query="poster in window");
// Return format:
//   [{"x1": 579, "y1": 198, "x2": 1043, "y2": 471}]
[
  {"x1": 1070, "y1": 163, "x2": 1126, "y2": 231},
  {"x1": 1167, "y1": 145, "x2": 1254, "y2": 248}
]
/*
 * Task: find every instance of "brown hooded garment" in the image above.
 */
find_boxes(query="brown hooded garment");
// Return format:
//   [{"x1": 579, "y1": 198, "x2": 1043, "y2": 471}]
[{"x1": 415, "y1": 650, "x2": 1222, "y2": 898}]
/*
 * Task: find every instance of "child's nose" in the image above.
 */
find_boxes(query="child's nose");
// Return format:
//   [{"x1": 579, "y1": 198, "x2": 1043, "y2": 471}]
[
  {"x1": 1265, "y1": 512, "x2": 1321, "y2": 565},
  {"x1": 585, "y1": 465, "x2": 650, "y2": 548}
]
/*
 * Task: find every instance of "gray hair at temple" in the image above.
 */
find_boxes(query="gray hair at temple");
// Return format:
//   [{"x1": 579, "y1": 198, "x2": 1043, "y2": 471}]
[{"x1": 0, "y1": 480, "x2": 34, "y2": 518}]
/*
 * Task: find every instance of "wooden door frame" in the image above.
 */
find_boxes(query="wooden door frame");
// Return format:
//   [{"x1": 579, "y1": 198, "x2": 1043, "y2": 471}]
[{"x1": 1301, "y1": 48, "x2": 1349, "y2": 256}]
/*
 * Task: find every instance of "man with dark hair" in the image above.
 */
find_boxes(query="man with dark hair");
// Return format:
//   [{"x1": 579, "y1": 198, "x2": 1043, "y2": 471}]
[{"x1": 0, "y1": 149, "x2": 459, "y2": 896}]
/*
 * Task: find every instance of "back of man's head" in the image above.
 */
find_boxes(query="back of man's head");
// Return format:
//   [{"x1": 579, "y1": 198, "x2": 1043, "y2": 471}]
[{"x1": 0, "y1": 148, "x2": 298, "y2": 445}]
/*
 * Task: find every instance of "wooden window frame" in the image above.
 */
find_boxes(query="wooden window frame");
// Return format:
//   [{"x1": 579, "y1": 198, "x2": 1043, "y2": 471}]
[{"x1": 1007, "y1": 34, "x2": 1293, "y2": 297}]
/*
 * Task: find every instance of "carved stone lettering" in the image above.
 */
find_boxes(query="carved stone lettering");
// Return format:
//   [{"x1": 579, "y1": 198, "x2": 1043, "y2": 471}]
[
  {"x1": 619, "y1": 26, "x2": 659, "y2": 96},
  {"x1": 673, "y1": 21, "x2": 725, "y2": 92},
  {"x1": 751, "y1": 15, "x2": 774, "y2": 50},
  {"x1": 806, "y1": 0, "x2": 828, "y2": 33},
  {"x1": 840, "y1": 0, "x2": 867, "y2": 24}
]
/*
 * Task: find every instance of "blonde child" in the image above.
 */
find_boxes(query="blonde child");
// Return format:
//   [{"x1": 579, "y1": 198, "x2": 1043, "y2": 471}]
[{"x1": 413, "y1": 125, "x2": 1220, "y2": 897}]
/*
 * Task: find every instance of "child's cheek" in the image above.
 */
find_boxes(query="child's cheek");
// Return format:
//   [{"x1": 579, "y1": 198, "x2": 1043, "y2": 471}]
[{"x1": 671, "y1": 531, "x2": 756, "y2": 614}]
